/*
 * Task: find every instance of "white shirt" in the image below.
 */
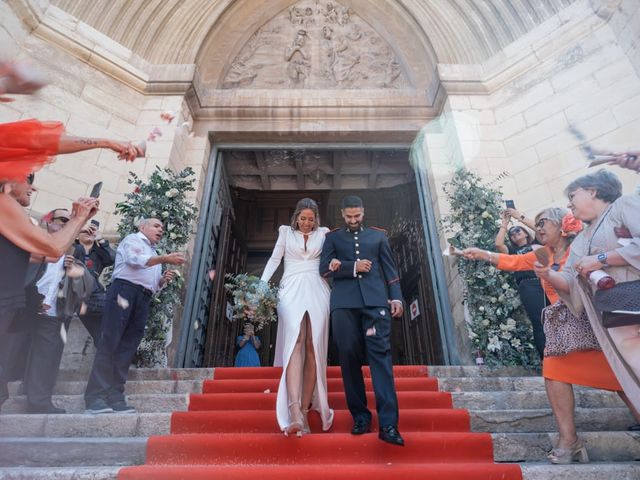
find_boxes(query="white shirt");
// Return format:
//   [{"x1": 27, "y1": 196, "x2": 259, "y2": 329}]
[
  {"x1": 112, "y1": 232, "x2": 162, "y2": 293},
  {"x1": 37, "y1": 256, "x2": 65, "y2": 317}
]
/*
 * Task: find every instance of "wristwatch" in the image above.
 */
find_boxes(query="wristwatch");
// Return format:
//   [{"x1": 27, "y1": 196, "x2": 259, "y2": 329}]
[{"x1": 597, "y1": 252, "x2": 608, "y2": 266}]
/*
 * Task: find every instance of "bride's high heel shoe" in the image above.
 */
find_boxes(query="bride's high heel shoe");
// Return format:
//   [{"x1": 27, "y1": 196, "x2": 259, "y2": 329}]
[
  {"x1": 547, "y1": 437, "x2": 589, "y2": 464},
  {"x1": 284, "y1": 401, "x2": 304, "y2": 437},
  {"x1": 302, "y1": 407, "x2": 311, "y2": 434}
]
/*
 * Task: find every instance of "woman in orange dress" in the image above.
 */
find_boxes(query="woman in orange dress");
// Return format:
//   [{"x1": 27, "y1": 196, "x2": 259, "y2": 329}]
[
  {"x1": 463, "y1": 207, "x2": 640, "y2": 464},
  {"x1": 0, "y1": 62, "x2": 140, "y2": 181}
]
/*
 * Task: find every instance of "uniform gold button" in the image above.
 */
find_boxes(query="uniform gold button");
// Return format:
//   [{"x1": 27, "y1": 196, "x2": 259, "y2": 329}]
[
  {"x1": 356, "y1": 250, "x2": 360, "y2": 254},
  {"x1": 358, "y1": 275, "x2": 362, "y2": 279}
]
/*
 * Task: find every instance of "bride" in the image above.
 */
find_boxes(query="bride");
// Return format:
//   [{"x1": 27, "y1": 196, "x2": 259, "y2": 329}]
[{"x1": 261, "y1": 198, "x2": 337, "y2": 436}]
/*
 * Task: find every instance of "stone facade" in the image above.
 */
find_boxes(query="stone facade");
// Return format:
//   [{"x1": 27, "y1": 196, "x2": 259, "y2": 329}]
[{"x1": 2, "y1": 0, "x2": 639, "y2": 365}]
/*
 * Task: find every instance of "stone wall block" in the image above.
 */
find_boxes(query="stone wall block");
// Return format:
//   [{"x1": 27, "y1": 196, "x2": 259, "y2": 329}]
[
  {"x1": 612, "y1": 93, "x2": 640, "y2": 126},
  {"x1": 503, "y1": 112, "x2": 567, "y2": 157},
  {"x1": 81, "y1": 84, "x2": 140, "y2": 124},
  {"x1": 494, "y1": 81, "x2": 555, "y2": 124}
]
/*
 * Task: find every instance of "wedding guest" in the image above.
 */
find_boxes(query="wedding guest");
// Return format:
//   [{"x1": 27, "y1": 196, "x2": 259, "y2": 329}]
[
  {"x1": 72, "y1": 221, "x2": 116, "y2": 345},
  {"x1": 464, "y1": 207, "x2": 640, "y2": 463},
  {"x1": 0, "y1": 174, "x2": 97, "y2": 408},
  {"x1": 537, "y1": 169, "x2": 640, "y2": 417},
  {"x1": 23, "y1": 208, "x2": 94, "y2": 414},
  {"x1": 494, "y1": 210, "x2": 546, "y2": 357},
  {"x1": 234, "y1": 322, "x2": 261, "y2": 367},
  {"x1": 84, "y1": 218, "x2": 185, "y2": 414}
]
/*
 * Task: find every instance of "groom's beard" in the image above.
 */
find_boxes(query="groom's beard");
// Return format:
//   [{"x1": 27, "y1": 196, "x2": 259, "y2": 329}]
[{"x1": 346, "y1": 222, "x2": 361, "y2": 231}]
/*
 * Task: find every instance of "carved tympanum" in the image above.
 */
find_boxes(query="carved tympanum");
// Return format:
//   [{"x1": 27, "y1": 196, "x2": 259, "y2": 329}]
[{"x1": 221, "y1": 0, "x2": 409, "y2": 89}]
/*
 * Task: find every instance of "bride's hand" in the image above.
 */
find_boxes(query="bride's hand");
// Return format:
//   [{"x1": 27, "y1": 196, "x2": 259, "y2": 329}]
[{"x1": 329, "y1": 258, "x2": 341, "y2": 271}]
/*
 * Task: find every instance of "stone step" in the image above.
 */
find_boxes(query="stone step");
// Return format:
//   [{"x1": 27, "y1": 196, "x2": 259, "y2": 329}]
[
  {"x1": 51, "y1": 366, "x2": 535, "y2": 382},
  {"x1": 0, "y1": 408, "x2": 636, "y2": 438},
  {"x1": 471, "y1": 408, "x2": 636, "y2": 433},
  {"x1": 0, "y1": 438, "x2": 146, "y2": 467},
  {"x1": 55, "y1": 368, "x2": 214, "y2": 382},
  {"x1": 0, "y1": 464, "x2": 639, "y2": 480},
  {"x1": 1, "y1": 387, "x2": 627, "y2": 414},
  {"x1": 7, "y1": 380, "x2": 203, "y2": 396},
  {"x1": 0, "y1": 467, "x2": 120, "y2": 479},
  {"x1": 452, "y1": 390, "x2": 624, "y2": 410},
  {"x1": 0, "y1": 432, "x2": 638, "y2": 468},
  {"x1": 520, "y1": 463, "x2": 640, "y2": 480},
  {"x1": 0, "y1": 413, "x2": 171, "y2": 438},
  {"x1": 0, "y1": 394, "x2": 189, "y2": 414}
]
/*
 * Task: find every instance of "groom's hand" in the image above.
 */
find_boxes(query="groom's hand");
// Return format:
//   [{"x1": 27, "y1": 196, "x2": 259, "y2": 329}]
[
  {"x1": 329, "y1": 258, "x2": 342, "y2": 271},
  {"x1": 356, "y1": 259, "x2": 372, "y2": 273},
  {"x1": 389, "y1": 300, "x2": 404, "y2": 318}
]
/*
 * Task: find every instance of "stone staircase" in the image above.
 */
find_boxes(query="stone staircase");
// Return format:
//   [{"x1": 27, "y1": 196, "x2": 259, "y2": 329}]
[{"x1": 0, "y1": 366, "x2": 638, "y2": 479}]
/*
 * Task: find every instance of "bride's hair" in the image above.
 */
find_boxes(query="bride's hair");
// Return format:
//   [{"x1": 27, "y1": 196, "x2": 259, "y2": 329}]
[{"x1": 290, "y1": 197, "x2": 320, "y2": 231}]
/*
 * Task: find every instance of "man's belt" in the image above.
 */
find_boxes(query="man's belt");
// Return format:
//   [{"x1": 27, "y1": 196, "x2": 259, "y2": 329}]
[{"x1": 114, "y1": 278, "x2": 153, "y2": 297}]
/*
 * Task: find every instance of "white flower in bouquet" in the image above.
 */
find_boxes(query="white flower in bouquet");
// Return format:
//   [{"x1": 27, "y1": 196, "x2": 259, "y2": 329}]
[{"x1": 165, "y1": 188, "x2": 179, "y2": 198}]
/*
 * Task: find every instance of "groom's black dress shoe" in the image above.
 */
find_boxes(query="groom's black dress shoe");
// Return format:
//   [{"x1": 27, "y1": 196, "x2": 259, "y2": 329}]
[
  {"x1": 378, "y1": 425, "x2": 404, "y2": 446},
  {"x1": 351, "y1": 419, "x2": 371, "y2": 435}
]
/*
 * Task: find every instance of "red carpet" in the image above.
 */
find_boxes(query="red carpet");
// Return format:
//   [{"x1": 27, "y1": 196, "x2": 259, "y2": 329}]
[{"x1": 119, "y1": 365, "x2": 522, "y2": 480}]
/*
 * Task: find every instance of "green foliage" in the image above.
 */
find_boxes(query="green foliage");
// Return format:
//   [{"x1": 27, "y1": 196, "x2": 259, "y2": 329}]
[
  {"x1": 113, "y1": 166, "x2": 198, "y2": 367},
  {"x1": 224, "y1": 273, "x2": 279, "y2": 332},
  {"x1": 442, "y1": 169, "x2": 540, "y2": 369}
]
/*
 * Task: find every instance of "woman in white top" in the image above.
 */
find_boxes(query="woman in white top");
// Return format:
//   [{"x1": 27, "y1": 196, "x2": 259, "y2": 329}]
[{"x1": 261, "y1": 198, "x2": 337, "y2": 435}]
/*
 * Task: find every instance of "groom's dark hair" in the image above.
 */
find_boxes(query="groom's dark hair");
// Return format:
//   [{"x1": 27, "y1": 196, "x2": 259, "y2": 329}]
[{"x1": 341, "y1": 195, "x2": 363, "y2": 209}]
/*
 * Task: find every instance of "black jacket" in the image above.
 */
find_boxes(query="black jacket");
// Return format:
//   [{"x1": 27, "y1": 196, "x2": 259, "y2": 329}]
[{"x1": 320, "y1": 226, "x2": 403, "y2": 311}]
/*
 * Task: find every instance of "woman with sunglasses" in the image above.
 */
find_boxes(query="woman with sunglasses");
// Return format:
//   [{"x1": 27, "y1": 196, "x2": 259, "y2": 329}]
[
  {"x1": 463, "y1": 208, "x2": 639, "y2": 464},
  {"x1": 0, "y1": 173, "x2": 98, "y2": 409},
  {"x1": 494, "y1": 212, "x2": 546, "y2": 358},
  {"x1": 537, "y1": 170, "x2": 640, "y2": 420}
]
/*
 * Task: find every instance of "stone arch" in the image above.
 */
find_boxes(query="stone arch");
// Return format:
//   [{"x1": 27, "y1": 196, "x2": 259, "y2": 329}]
[{"x1": 194, "y1": 0, "x2": 439, "y2": 97}]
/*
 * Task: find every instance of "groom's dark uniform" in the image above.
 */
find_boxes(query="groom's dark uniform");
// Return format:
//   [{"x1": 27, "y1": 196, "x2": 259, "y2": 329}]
[{"x1": 320, "y1": 225, "x2": 403, "y2": 430}]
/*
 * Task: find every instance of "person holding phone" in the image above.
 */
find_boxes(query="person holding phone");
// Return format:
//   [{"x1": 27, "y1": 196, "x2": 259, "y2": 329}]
[
  {"x1": 494, "y1": 206, "x2": 546, "y2": 358},
  {"x1": 72, "y1": 219, "x2": 116, "y2": 345},
  {"x1": 0, "y1": 173, "x2": 98, "y2": 409}
]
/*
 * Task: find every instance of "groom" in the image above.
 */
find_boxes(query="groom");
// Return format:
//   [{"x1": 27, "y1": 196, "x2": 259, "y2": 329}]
[{"x1": 320, "y1": 195, "x2": 404, "y2": 446}]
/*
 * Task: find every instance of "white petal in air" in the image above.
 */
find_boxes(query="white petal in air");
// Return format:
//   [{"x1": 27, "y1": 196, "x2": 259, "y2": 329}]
[
  {"x1": 160, "y1": 111, "x2": 176, "y2": 123},
  {"x1": 59, "y1": 323, "x2": 67, "y2": 344},
  {"x1": 117, "y1": 294, "x2": 130, "y2": 310}
]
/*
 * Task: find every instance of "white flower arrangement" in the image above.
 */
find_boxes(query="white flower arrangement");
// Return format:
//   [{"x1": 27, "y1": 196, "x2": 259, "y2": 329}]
[{"x1": 442, "y1": 169, "x2": 539, "y2": 369}]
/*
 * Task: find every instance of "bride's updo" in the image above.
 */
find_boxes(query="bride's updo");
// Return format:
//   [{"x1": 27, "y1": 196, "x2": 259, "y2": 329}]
[{"x1": 290, "y1": 197, "x2": 320, "y2": 231}]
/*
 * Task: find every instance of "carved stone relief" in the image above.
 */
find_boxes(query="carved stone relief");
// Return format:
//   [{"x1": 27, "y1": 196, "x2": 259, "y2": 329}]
[{"x1": 221, "y1": 0, "x2": 410, "y2": 89}]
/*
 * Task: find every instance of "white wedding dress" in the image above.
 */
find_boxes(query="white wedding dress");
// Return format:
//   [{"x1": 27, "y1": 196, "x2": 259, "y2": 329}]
[{"x1": 261, "y1": 225, "x2": 334, "y2": 431}]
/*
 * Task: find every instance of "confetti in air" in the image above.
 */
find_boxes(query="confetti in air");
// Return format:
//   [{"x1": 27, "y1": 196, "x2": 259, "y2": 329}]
[
  {"x1": 194, "y1": 320, "x2": 199, "y2": 330},
  {"x1": 117, "y1": 294, "x2": 130, "y2": 310},
  {"x1": 59, "y1": 323, "x2": 67, "y2": 344},
  {"x1": 365, "y1": 326, "x2": 376, "y2": 337},
  {"x1": 160, "y1": 110, "x2": 176, "y2": 123},
  {"x1": 79, "y1": 302, "x2": 87, "y2": 316},
  {"x1": 147, "y1": 127, "x2": 163, "y2": 142},
  {"x1": 263, "y1": 389, "x2": 271, "y2": 394}
]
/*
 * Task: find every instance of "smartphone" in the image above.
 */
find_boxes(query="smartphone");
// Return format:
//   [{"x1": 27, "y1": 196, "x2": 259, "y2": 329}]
[
  {"x1": 89, "y1": 181, "x2": 103, "y2": 198},
  {"x1": 90, "y1": 219, "x2": 100, "y2": 228},
  {"x1": 505, "y1": 200, "x2": 515, "y2": 209}
]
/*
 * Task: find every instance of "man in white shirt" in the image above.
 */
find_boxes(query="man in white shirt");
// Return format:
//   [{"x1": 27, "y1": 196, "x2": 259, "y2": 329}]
[{"x1": 84, "y1": 218, "x2": 185, "y2": 414}]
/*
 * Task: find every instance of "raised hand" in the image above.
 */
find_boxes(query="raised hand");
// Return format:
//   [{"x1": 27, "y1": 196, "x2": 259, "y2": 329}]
[
  {"x1": 163, "y1": 252, "x2": 186, "y2": 265},
  {"x1": 71, "y1": 197, "x2": 99, "y2": 221}
]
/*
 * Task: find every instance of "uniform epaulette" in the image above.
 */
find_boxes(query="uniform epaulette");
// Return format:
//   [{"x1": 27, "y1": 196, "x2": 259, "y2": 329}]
[
  {"x1": 328, "y1": 227, "x2": 341, "y2": 233},
  {"x1": 370, "y1": 226, "x2": 387, "y2": 233}
]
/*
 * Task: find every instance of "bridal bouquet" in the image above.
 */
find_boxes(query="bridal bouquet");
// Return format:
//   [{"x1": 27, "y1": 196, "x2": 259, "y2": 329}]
[{"x1": 224, "y1": 273, "x2": 279, "y2": 331}]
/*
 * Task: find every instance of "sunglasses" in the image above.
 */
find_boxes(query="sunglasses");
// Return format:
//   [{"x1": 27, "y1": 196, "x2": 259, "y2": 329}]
[
  {"x1": 551, "y1": 263, "x2": 561, "y2": 271},
  {"x1": 26, "y1": 173, "x2": 35, "y2": 185},
  {"x1": 508, "y1": 227, "x2": 523, "y2": 236},
  {"x1": 52, "y1": 216, "x2": 70, "y2": 224}
]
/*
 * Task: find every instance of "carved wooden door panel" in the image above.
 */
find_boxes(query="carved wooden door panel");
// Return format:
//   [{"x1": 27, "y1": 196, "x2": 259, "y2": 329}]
[{"x1": 203, "y1": 208, "x2": 248, "y2": 366}]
